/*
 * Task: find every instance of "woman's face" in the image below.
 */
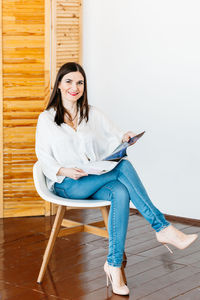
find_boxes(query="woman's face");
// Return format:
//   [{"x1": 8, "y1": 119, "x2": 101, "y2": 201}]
[{"x1": 58, "y1": 71, "x2": 84, "y2": 104}]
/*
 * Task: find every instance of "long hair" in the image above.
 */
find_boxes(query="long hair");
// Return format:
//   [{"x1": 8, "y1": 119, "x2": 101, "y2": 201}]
[{"x1": 46, "y1": 62, "x2": 89, "y2": 126}]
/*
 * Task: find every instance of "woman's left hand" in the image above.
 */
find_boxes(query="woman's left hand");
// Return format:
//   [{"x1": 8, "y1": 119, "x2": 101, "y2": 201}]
[{"x1": 122, "y1": 131, "x2": 136, "y2": 143}]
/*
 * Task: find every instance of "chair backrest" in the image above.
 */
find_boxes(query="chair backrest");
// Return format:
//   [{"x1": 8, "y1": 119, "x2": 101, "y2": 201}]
[
  {"x1": 33, "y1": 161, "x2": 111, "y2": 207},
  {"x1": 33, "y1": 161, "x2": 50, "y2": 197}
]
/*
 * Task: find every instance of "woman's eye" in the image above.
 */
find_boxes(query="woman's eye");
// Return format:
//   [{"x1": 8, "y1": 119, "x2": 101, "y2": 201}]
[
  {"x1": 78, "y1": 81, "x2": 84, "y2": 85},
  {"x1": 65, "y1": 80, "x2": 71, "y2": 83}
]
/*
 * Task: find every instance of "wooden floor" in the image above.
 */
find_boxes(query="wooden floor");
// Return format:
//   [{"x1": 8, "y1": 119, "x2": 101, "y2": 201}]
[{"x1": 0, "y1": 209, "x2": 200, "y2": 300}]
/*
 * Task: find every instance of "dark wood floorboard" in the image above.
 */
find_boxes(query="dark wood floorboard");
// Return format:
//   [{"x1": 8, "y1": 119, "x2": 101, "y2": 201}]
[{"x1": 0, "y1": 209, "x2": 200, "y2": 300}]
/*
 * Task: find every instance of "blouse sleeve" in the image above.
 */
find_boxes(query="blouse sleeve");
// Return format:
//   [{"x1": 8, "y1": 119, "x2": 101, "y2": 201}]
[
  {"x1": 101, "y1": 110, "x2": 124, "y2": 143},
  {"x1": 91, "y1": 106, "x2": 125, "y2": 157},
  {"x1": 35, "y1": 113, "x2": 65, "y2": 183}
]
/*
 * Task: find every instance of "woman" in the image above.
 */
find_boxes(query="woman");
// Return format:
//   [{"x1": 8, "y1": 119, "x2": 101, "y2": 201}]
[{"x1": 35, "y1": 62, "x2": 198, "y2": 296}]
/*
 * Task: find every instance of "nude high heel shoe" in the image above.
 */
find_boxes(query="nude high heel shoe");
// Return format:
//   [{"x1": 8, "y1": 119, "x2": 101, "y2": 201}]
[
  {"x1": 156, "y1": 224, "x2": 198, "y2": 253},
  {"x1": 104, "y1": 261, "x2": 129, "y2": 296}
]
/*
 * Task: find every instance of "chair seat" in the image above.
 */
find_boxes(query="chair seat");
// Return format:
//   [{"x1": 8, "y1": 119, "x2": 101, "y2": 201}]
[
  {"x1": 38, "y1": 191, "x2": 111, "y2": 208},
  {"x1": 129, "y1": 201, "x2": 135, "y2": 209}
]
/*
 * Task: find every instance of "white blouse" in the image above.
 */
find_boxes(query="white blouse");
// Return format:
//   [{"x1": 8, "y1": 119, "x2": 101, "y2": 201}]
[{"x1": 35, "y1": 105, "x2": 124, "y2": 191}]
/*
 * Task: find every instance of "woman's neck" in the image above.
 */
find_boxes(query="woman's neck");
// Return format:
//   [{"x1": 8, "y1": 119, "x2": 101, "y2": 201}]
[{"x1": 62, "y1": 99, "x2": 77, "y2": 114}]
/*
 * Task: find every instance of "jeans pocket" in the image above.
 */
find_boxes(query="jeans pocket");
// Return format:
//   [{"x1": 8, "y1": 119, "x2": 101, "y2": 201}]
[{"x1": 54, "y1": 186, "x2": 69, "y2": 198}]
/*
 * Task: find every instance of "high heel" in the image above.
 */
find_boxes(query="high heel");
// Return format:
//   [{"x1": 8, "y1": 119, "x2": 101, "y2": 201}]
[
  {"x1": 156, "y1": 224, "x2": 198, "y2": 253},
  {"x1": 163, "y1": 243, "x2": 173, "y2": 254},
  {"x1": 104, "y1": 261, "x2": 129, "y2": 296},
  {"x1": 106, "y1": 274, "x2": 109, "y2": 287}
]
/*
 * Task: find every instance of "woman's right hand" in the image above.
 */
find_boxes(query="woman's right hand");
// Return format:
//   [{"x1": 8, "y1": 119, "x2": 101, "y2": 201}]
[{"x1": 57, "y1": 167, "x2": 88, "y2": 180}]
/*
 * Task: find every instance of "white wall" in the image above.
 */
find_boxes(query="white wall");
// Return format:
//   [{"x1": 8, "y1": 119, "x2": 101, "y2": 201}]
[{"x1": 82, "y1": 0, "x2": 200, "y2": 219}]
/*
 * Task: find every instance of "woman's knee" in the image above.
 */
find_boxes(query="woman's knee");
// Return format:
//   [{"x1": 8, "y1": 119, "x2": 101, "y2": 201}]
[
  {"x1": 118, "y1": 159, "x2": 134, "y2": 171},
  {"x1": 108, "y1": 181, "x2": 130, "y2": 202},
  {"x1": 112, "y1": 182, "x2": 130, "y2": 212}
]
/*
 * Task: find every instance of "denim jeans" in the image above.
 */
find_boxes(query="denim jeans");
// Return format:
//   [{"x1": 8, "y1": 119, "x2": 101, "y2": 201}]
[{"x1": 54, "y1": 159, "x2": 170, "y2": 267}]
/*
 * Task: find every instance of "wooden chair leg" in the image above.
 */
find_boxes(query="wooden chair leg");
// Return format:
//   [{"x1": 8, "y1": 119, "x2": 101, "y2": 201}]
[
  {"x1": 100, "y1": 206, "x2": 127, "y2": 285},
  {"x1": 37, "y1": 205, "x2": 66, "y2": 283},
  {"x1": 100, "y1": 206, "x2": 109, "y2": 228}
]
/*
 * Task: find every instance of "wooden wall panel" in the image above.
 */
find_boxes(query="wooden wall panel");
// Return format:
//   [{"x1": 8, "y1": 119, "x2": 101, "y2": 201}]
[
  {"x1": 0, "y1": 0, "x2": 82, "y2": 217},
  {"x1": 50, "y1": 0, "x2": 82, "y2": 215},
  {"x1": 51, "y1": 0, "x2": 82, "y2": 87},
  {"x1": 0, "y1": 0, "x2": 3, "y2": 218},
  {"x1": 2, "y1": 0, "x2": 46, "y2": 217}
]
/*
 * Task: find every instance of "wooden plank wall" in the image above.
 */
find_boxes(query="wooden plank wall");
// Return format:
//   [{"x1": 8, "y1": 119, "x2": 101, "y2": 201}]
[
  {"x1": 0, "y1": 0, "x2": 3, "y2": 218},
  {"x1": 2, "y1": 0, "x2": 46, "y2": 217},
  {"x1": 50, "y1": 0, "x2": 82, "y2": 215},
  {"x1": 0, "y1": 0, "x2": 82, "y2": 218},
  {"x1": 52, "y1": 0, "x2": 82, "y2": 87}
]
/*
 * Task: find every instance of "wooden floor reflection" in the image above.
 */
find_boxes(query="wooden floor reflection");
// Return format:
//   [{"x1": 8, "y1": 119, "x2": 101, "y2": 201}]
[{"x1": 0, "y1": 209, "x2": 200, "y2": 299}]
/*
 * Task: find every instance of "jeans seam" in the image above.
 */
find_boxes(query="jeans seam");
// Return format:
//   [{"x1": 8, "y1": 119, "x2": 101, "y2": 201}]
[
  {"x1": 117, "y1": 164, "x2": 167, "y2": 229},
  {"x1": 103, "y1": 185, "x2": 118, "y2": 266}
]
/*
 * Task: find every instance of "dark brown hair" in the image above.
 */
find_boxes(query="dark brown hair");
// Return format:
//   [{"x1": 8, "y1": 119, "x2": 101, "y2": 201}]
[{"x1": 46, "y1": 62, "x2": 89, "y2": 126}]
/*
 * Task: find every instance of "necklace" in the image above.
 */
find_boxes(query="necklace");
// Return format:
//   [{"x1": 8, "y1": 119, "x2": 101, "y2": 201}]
[
  {"x1": 65, "y1": 109, "x2": 78, "y2": 121},
  {"x1": 64, "y1": 109, "x2": 78, "y2": 130}
]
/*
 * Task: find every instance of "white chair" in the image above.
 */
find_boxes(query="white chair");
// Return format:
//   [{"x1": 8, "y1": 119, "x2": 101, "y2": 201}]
[{"x1": 33, "y1": 161, "x2": 127, "y2": 284}]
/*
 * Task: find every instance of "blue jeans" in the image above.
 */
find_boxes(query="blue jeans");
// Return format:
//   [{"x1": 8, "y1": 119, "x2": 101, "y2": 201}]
[{"x1": 54, "y1": 159, "x2": 170, "y2": 267}]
